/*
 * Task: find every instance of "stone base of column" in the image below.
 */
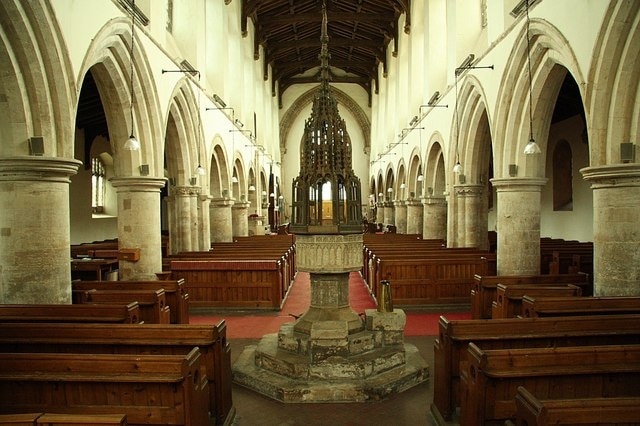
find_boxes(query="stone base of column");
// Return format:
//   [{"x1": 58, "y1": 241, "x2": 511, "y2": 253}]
[{"x1": 232, "y1": 234, "x2": 429, "y2": 402}]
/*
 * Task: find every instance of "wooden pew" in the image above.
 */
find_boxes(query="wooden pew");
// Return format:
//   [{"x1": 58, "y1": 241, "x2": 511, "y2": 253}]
[
  {"x1": 170, "y1": 259, "x2": 285, "y2": 309},
  {"x1": 0, "y1": 412, "x2": 127, "y2": 425},
  {"x1": 365, "y1": 247, "x2": 485, "y2": 292},
  {"x1": 431, "y1": 314, "x2": 640, "y2": 423},
  {"x1": 0, "y1": 413, "x2": 42, "y2": 425},
  {"x1": 470, "y1": 273, "x2": 589, "y2": 319},
  {"x1": 72, "y1": 279, "x2": 189, "y2": 324},
  {"x1": 163, "y1": 234, "x2": 296, "y2": 310},
  {"x1": 74, "y1": 288, "x2": 171, "y2": 324},
  {"x1": 0, "y1": 303, "x2": 141, "y2": 324},
  {"x1": 459, "y1": 343, "x2": 640, "y2": 425},
  {"x1": 513, "y1": 386, "x2": 640, "y2": 426},
  {"x1": 540, "y1": 238, "x2": 593, "y2": 277},
  {"x1": 521, "y1": 295, "x2": 640, "y2": 318},
  {"x1": 0, "y1": 349, "x2": 210, "y2": 426},
  {"x1": 37, "y1": 414, "x2": 127, "y2": 425},
  {"x1": 0, "y1": 321, "x2": 233, "y2": 426},
  {"x1": 373, "y1": 253, "x2": 496, "y2": 306},
  {"x1": 490, "y1": 283, "x2": 582, "y2": 319}
]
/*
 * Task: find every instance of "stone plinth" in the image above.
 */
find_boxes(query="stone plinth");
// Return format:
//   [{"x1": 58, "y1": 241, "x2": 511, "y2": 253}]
[{"x1": 232, "y1": 233, "x2": 429, "y2": 403}]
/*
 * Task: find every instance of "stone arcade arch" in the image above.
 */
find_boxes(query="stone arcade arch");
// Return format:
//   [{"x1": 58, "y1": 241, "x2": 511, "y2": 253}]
[
  {"x1": 164, "y1": 81, "x2": 208, "y2": 254},
  {"x1": 423, "y1": 136, "x2": 447, "y2": 241},
  {"x1": 492, "y1": 18, "x2": 585, "y2": 276},
  {"x1": 447, "y1": 75, "x2": 492, "y2": 250}
]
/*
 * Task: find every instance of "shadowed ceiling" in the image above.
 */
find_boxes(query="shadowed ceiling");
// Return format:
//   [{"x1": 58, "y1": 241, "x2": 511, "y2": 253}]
[{"x1": 239, "y1": 0, "x2": 410, "y2": 105}]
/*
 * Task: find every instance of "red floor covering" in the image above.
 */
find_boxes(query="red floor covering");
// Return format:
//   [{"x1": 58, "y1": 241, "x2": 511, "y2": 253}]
[{"x1": 189, "y1": 271, "x2": 470, "y2": 338}]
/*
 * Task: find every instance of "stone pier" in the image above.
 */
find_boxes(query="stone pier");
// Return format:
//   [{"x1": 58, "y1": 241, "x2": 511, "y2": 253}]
[
  {"x1": 582, "y1": 164, "x2": 640, "y2": 296},
  {"x1": 491, "y1": 177, "x2": 547, "y2": 275},
  {"x1": 110, "y1": 177, "x2": 167, "y2": 280},
  {"x1": 0, "y1": 156, "x2": 81, "y2": 304},
  {"x1": 233, "y1": 234, "x2": 429, "y2": 402}
]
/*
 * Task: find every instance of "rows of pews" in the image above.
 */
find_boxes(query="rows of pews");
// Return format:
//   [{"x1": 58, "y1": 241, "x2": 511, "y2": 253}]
[
  {"x1": 433, "y1": 270, "x2": 640, "y2": 425},
  {"x1": 165, "y1": 234, "x2": 296, "y2": 310},
  {"x1": 0, "y1": 277, "x2": 234, "y2": 426},
  {"x1": 362, "y1": 233, "x2": 496, "y2": 306}
]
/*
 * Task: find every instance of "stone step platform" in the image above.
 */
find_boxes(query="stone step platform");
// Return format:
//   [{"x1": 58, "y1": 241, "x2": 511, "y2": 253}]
[
  {"x1": 233, "y1": 337, "x2": 429, "y2": 403},
  {"x1": 255, "y1": 332, "x2": 407, "y2": 380}
]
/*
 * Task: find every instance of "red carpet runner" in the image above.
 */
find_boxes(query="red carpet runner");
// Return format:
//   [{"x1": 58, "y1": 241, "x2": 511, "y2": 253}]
[{"x1": 189, "y1": 272, "x2": 470, "y2": 338}]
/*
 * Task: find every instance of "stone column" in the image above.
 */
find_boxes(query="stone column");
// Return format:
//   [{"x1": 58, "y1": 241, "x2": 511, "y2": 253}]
[
  {"x1": 394, "y1": 200, "x2": 407, "y2": 234},
  {"x1": 210, "y1": 197, "x2": 234, "y2": 242},
  {"x1": 164, "y1": 193, "x2": 178, "y2": 255},
  {"x1": 491, "y1": 177, "x2": 547, "y2": 275},
  {"x1": 383, "y1": 201, "x2": 395, "y2": 227},
  {"x1": 171, "y1": 186, "x2": 193, "y2": 253},
  {"x1": 198, "y1": 193, "x2": 212, "y2": 250},
  {"x1": 0, "y1": 156, "x2": 81, "y2": 304},
  {"x1": 248, "y1": 215, "x2": 265, "y2": 236},
  {"x1": 422, "y1": 196, "x2": 447, "y2": 241},
  {"x1": 456, "y1": 184, "x2": 486, "y2": 249},
  {"x1": 406, "y1": 199, "x2": 423, "y2": 235},
  {"x1": 376, "y1": 201, "x2": 384, "y2": 224},
  {"x1": 581, "y1": 164, "x2": 640, "y2": 296},
  {"x1": 232, "y1": 200, "x2": 250, "y2": 238},
  {"x1": 454, "y1": 187, "x2": 466, "y2": 247},
  {"x1": 189, "y1": 187, "x2": 200, "y2": 250},
  {"x1": 110, "y1": 177, "x2": 167, "y2": 280}
]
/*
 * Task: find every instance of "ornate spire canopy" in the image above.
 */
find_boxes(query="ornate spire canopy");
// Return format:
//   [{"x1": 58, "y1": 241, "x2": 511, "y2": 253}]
[{"x1": 289, "y1": 1, "x2": 363, "y2": 235}]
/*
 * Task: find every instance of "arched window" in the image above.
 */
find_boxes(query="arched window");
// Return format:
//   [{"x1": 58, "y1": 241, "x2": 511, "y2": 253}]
[
  {"x1": 91, "y1": 157, "x2": 105, "y2": 214},
  {"x1": 553, "y1": 139, "x2": 573, "y2": 211}
]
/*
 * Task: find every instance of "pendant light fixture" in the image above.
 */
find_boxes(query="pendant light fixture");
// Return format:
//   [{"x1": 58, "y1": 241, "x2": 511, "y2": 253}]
[
  {"x1": 523, "y1": 0, "x2": 542, "y2": 155},
  {"x1": 195, "y1": 73, "x2": 206, "y2": 176},
  {"x1": 124, "y1": 0, "x2": 140, "y2": 151},
  {"x1": 452, "y1": 74, "x2": 463, "y2": 174}
]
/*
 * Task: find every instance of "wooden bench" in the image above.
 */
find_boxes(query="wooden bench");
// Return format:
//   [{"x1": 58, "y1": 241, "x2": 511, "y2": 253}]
[
  {"x1": 0, "y1": 349, "x2": 210, "y2": 426},
  {"x1": 471, "y1": 273, "x2": 589, "y2": 319},
  {"x1": 459, "y1": 343, "x2": 640, "y2": 425},
  {"x1": 170, "y1": 259, "x2": 285, "y2": 309},
  {"x1": 431, "y1": 314, "x2": 640, "y2": 423},
  {"x1": 365, "y1": 247, "x2": 484, "y2": 292},
  {"x1": 513, "y1": 386, "x2": 640, "y2": 426},
  {"x1": 74, "y1": 288, "x2": 171, "y2": 324},
  {"x1": 0, "y1": 303, "x2": 142, "y2": 324},
  {"x1": 521, "y1": 295, "x2": 640, "y2": 318},
  {"x1": 0, "y1": 321, "x2": 233, "y2": 425},
  {"x1": 373, "y1": 253, "x2": 496, "y2": 306},
  {"x1": 0, "y1": 413, "x2": 128, "y2": 425},
  {"x1": 490, "y1": 283, "x2": 582, "y2": 319},
  {"x1": 72, "y1": 279, "x2": 189, "y2": 324}
]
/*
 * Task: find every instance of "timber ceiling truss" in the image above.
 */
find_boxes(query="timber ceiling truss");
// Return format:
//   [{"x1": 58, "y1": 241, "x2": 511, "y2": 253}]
[{"x1": 238, "y1": 0, "x2": 410, "y2": 106}]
